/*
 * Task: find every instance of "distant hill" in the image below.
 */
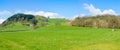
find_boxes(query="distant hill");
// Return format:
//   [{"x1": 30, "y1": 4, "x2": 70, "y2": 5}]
[
  {"x1": 0, "y1": 13, "x2": 67, "y2": 31},
  {"x1": 1, "y1": 13, "x2": 37, "y2": 27}
]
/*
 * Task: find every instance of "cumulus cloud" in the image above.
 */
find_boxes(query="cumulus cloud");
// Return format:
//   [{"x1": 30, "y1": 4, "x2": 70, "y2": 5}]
[
  {"x1": 23, "y1": 11, "x2": 64, "y2": 18},
  {"x1": 84, "y1": 3, "x2": 117, "y2": 15}
]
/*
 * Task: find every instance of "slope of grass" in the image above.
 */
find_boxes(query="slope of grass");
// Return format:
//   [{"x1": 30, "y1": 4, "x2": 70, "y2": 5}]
[
  {"x1": 0, "y1": 22, "x2": 31, "y2": 31},
  {"x1": 0, "y1": 26, "x2": 120, "y2": 50},
  {"x1": 37, "y1": 18, "x2": 67, "y2": 26},
  {"x1": 48, "y1": 18, "x2": 67, "y2": 26}
]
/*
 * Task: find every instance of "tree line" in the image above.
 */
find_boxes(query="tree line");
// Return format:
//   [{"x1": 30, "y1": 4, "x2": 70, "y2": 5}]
[{"x1": 69, "y1": 14, "x2": 120, "y2": 29}]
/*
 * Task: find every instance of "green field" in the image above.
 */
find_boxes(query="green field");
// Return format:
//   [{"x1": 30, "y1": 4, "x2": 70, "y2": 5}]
[{"x1": 0, "y1": 26, "x2": 120, "y2": 50}]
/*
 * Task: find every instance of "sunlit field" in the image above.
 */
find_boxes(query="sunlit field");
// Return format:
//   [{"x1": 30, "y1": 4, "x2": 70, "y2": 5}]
[{"x1": 0, "y1": 26, "x2": 120, "y2": 50}]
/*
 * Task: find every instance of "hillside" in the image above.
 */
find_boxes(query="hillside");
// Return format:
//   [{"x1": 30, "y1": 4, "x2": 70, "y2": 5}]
[
  {"x1": 0, "y1": 13, "x2": 67, "y2": 31},
  {"x1": 1, "y1": 13, "x2": 37, "y2": 27}
]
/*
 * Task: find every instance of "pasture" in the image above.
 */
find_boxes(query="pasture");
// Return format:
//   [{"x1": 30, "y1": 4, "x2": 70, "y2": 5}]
[{"x1": 0, "y1": 26, "x2": 120, "y2": 50}]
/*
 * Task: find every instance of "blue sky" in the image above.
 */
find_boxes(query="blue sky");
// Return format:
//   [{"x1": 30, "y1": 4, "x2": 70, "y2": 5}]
[{"x1": 0, "y1": 0, "x2": 120, "y2": 23}]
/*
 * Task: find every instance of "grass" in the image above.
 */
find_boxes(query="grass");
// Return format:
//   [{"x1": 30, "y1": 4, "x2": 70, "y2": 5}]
[
  {"x1": 0, "y1": 26, "x2": 120, "y2": 50},
  {"x1": 47, "y1": 18, "x2": 67, "y2": 26},
  {"x1": 0, "y1": 22, "x2": 31, "y2": 31},
  {"x1": 37, "y1": 18, "x2": 67, "y2": 26}
]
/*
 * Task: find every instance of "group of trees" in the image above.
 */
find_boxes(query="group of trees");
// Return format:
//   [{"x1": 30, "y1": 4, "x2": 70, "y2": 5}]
[{"x1": 70, "y1": 14, "x2": 120, "y2": 29}]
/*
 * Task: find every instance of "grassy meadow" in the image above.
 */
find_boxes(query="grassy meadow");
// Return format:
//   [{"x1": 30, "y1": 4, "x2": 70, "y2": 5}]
[
  {"x1": 1, "y1": 0, "x2": 120, "y2": 50},
  {"x1": 0, "y1": 26, "x2": 120, "y2": 50}
]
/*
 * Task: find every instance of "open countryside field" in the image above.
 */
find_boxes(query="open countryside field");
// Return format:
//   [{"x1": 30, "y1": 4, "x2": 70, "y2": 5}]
[
  {"x1": 0, "y1": 26, "x2": 120, "y2": 50},
  {"x1": 1, "y1": 0, "x2": 120, "y2": 50}
]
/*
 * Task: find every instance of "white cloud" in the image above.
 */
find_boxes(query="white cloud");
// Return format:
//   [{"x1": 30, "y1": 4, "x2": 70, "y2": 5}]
[
  {"x1": 71, "y1": 14, "x2": 86, "y2": 20},
  {"x1": 23, "y1": 11, "x2": 64, "y2": 18},
  {"x1": 102, "y1": 9, "x2": 116, "y2": 15},
  {"x1": 0, "y1": 10, "x2": 13, "y2": 24},
  {"x1": 72, "y1": 15, "x2": 79, "y2": 19},
  {"x1": 0, "y1": 10, "x2": 12, "y2": 15},
  {"x1": 0, "y1": 19, "x2": 5, "y2": 24},
  {"x1": 84, "y1": 3, "x2": 117, "y2": 15}
]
